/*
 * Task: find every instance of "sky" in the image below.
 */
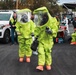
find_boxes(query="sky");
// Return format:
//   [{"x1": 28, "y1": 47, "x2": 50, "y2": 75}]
[{"x1": 58, "y1": 0, "x2": 76, "y2": 5}]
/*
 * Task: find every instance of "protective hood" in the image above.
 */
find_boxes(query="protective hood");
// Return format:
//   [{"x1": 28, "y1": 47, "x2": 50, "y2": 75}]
[
  {"x1": 33, "y1": 7, "x2": 50, "y2": 26},
  {"x1": 17, "y1": 8, "x2": 31, "y2": 23},
  {"x1": 33, "y1": 7, "x2": 58, "y2": 38},
  {"x1": 33, "y1": 7, "x2": 48, "y2": 14}
]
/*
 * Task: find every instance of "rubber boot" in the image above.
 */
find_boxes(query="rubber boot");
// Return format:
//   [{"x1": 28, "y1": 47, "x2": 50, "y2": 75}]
[
  {"x1": 19, "y1": 57, "x2": 24, "y2": 62},
  {"x1": 70, "y1": 42, "x2": 76, "y2": 45},
  {"x1": 46, "y1": 65, "x2": 51, "y2": 70},
  {"x1": 26, "y1": 57, "x2": 30, "y2": 63},
  {"x1": 36, "y1": 65, "x2": 44, "y2": 71},
  {"x1": 75, "y1": 42, "x2": 76, "y2": 45}
]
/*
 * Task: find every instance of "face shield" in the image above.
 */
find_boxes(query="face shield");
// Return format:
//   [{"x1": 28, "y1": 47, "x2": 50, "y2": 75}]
[
  {"x1": 34, "y1": 11, "x2": 48, "y2": 26},
  {"x1": 17, "y1": 12, "x2": 31, "y2": 23}
]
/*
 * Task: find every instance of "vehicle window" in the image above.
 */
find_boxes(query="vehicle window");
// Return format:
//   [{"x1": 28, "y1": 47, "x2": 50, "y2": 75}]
[{"x1": 0, "y1": 13, "x2": 11, "y2": 21}]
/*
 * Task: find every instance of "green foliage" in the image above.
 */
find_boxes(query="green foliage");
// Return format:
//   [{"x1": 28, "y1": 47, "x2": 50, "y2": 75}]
[
  {"x1": 0, "y1": 0, "x2": 15, "y2": 9},
  {"x1": 0, "y1": 0, "x2": 62, "y2": 15}
]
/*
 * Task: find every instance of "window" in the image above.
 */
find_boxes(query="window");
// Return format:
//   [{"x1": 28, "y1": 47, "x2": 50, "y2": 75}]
[{"x1": 0, "y1": 13, "x2": 11, "y2": 21}]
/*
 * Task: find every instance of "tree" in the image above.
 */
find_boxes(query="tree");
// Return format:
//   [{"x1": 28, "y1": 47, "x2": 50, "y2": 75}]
[
  {"x1": 0, "y1": 0, "x2": 15, "y2": 9},
  {"x1": 0, "y1": 0, "x2": 61, "y2": 16}
]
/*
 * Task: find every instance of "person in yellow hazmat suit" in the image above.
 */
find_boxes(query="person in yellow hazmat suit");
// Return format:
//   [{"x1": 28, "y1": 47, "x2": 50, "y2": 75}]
[
  {"x1": 70, "y1": 17, "x2": 76, "y2": 45},
  {"x1": 70, "y1": 28, "x2": 76, "y2": 45},
  {"x1": 15, "y1": 8, "x2": 36, "y2": 63},
  {"x1": 33, "y1": 7, "x2": 58, "y2": 71}
]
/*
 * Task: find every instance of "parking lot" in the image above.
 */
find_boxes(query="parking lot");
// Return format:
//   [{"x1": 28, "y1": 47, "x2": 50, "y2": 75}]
[{"x1": 0, "y1": 24, "x2": 76, "y2": 75}]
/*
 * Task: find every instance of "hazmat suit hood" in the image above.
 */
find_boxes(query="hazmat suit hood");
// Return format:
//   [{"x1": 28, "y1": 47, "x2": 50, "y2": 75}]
[
  {"x1": 17, "y1": 8, "x2": 31, "y2": 23},
  {"x1": 33, "y1": 7, "x2": 50, "y2": 26}
]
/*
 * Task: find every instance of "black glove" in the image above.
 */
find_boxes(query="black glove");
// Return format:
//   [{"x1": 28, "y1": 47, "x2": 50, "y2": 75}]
[
  {"x1": 35, "y1": 36, "x2": 38, "y2": 40},
  {"x1": 45, "y1": 27, "x2": 52, "y2": 34},
  {"x1": 31, "y1": 33, "x2": 34, "y2": 36},
  {"x1": 31, "y1": 36, "x2": 39, "y2": 51}
]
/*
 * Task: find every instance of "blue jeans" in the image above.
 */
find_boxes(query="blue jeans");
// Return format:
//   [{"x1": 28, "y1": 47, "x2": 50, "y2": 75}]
[{"x1": 11, "y1": 28, "x2": 17, "y2": 44}]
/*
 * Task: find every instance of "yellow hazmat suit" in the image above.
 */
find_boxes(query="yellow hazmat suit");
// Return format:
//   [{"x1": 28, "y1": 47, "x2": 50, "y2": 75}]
[
  {"x1": 33, "y1": 7, "x2": 58, "y2": 71},
  {"x1": 15, "y1": 8, "x2": 35, "y2": 62}
]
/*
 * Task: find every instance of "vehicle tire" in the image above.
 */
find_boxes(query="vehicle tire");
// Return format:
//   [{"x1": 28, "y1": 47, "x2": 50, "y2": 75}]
[{"x1": 2, "y1": 30, "x2": 10, "y2": 44}]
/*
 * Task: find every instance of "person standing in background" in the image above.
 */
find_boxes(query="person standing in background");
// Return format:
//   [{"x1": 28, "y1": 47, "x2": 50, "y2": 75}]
[
  {"x1": 9, "y1": 11, "x2": 18, "y2": 45},
  {"x1": 31, "y1": 14, "x2": 38, "y2": 55},
  {"x1": 72, "y1": 17, "x2": 76, "y2": 29},
  {"x1": 55, "y1": 15, "x2": 60, "y2": 29},
  {"x1": 70, "y1": 17, "x2": 76, "y2": 45},
  {"x1": 62, "y1": 15, "x2": 70, "y2": 35},
  {"x1": 53, "y1": 15, "x2": 60, "y2": 43}
]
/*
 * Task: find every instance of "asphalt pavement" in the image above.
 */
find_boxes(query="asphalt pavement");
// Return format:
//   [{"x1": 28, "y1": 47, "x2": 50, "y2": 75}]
[{"x1": 0, "y1": 24, "x2": 76, "y2": 75}]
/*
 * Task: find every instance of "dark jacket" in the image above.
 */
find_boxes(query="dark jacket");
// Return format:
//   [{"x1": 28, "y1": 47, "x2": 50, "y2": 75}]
[{"x1": 72, "y1": 20, "x2": 76, "y2": 28}]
